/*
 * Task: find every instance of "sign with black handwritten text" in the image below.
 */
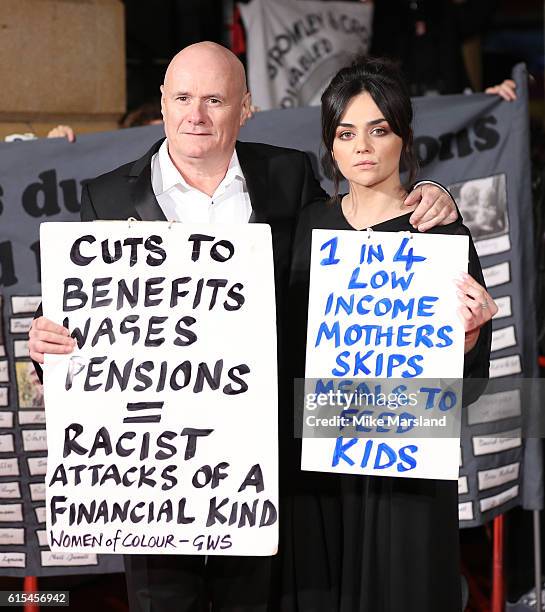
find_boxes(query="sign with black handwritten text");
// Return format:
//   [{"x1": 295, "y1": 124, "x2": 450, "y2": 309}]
[
  {"x1": 40, "y1": 222, "x2": 278, "y2": 556},
  {"x1": 301, "y1": 229, "x2": 468, "y2": 480}
]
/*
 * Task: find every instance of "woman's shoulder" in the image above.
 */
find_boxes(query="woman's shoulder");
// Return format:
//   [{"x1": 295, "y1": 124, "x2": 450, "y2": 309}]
[
  {"x1": 424, "y1": 219, "x2": 473, "y2": 238},
  {"x1": 388, "y1": 209, "x2": 471, "y2": 237},
  {"x1": 298, "y1": 196, "x2": 346, "y2": 230}
]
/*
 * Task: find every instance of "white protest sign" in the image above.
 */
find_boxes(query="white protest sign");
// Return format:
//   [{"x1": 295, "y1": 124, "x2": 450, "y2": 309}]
[
  {"x1": 40, "y1": 222, "x2": 278, "y2": 556},
  {"x1": 301, "y1": 229, "x2": 468, "y2": 480},
  {"x1": 239, "y1": 0, "x2": 372, "y2": 110}
]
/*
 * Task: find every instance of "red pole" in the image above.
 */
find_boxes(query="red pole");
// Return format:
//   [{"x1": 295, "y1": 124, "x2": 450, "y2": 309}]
[
  {"x1": 23, "y1": 576, "x2": 39, "y2": 612},
  {"x1": 491, "y1": 515, "x2": 505, "y2": 612}
]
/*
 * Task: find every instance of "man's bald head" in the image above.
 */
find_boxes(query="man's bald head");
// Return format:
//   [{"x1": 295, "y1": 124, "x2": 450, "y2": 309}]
[
  {"x1": 160, "y1": 41, "x2": 251, "y2": 174},
  {"x1": 164, "y1": 42, "x2": 247, "y2": 99}
]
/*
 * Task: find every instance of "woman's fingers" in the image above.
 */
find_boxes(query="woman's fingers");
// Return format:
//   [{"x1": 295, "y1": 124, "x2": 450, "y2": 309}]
[
  {"x1": 455, "y1": 273, "x2": 498, "y2": 317},
  {"x1": 455, "y1": 273, "x2": 499, "y2": 338}
]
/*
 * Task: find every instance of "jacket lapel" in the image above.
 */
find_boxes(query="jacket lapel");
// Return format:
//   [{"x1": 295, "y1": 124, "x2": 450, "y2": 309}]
[
  {"x1": 236, "y1": 142, "x2": 269, "y2": 224},
  {"x1": 128, "y1": 140, "x2": 269, "y2": 224},
  {"x1": 129, "y1": 138, "x2": 167, "y2": 221}
]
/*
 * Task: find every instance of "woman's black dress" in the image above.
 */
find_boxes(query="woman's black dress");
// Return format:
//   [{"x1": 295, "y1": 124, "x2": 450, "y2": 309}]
[{"x1": 277, "y1": 197, "x2": 491, "y2": 612}]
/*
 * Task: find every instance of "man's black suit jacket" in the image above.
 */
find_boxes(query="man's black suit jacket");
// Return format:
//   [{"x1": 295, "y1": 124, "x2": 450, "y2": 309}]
[
  {"x1": 34, "y1": 139, "x2": 326, "y2": 390},
  {"x1": 80, "y1": 138, "x2": 326, "y2": 307},
  {"x1": 32, "y1": 139, "x2": 327, "y2": 610}
]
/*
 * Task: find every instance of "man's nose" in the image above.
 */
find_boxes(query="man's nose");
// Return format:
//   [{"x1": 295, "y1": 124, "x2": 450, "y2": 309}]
[{"x1": 186, "y1": 100, "x2": 207, "y2": 124}]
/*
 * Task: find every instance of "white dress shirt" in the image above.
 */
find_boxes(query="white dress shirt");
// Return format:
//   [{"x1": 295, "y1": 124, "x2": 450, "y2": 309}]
[{"x1": 150, "y1": 139, "x2": 252, "y2": 224}]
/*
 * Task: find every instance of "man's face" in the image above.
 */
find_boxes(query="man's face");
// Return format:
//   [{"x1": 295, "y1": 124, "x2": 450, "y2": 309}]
[{"x1": 161, "y1": 60, "x2": 249, "y2": 167}]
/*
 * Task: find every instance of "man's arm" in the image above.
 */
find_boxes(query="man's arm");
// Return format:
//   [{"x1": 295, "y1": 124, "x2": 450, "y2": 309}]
[
  {"x1": 300, "y1": 152, "x2": 328, "y2": 207},
  {"x1": 28, "y1": 183, "x2": 96, "y2": 371},
  {"x1": 299, "y1": 152, "x2": 459, "y2": 232},
  {"x1": 405, "y1": 181, "x2": 460, "y2": 232}
]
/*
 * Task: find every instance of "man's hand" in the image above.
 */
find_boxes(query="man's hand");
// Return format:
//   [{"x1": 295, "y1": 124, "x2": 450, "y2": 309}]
[
  {"x1": 405, "y1": 183, "x2": 458, "y2": 232},
  {"x1": 47, "y1": 125, "x2": 76, "y2": 142},
  {"x1": 485, "y1": 79, "x2": 517, "y2": 102},
  {"x1": 29, "y1": 317, "x2": 76, "y2": 364}
]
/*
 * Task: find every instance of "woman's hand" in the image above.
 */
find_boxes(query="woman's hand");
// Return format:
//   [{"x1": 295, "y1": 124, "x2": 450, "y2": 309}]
[{"x1": 455, "y1": 272, "x2": 498, "y2": 353}]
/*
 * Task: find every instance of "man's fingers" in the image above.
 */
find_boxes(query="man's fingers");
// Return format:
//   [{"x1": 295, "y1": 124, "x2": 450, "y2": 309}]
[
  {"x1": 32, "y1": 340, "x2": 74, "y2": 355},
  {"x1": 444, "y1": 210, "x2": 458, "y2": 224},
  {"x1": 409, "y1": 198, "x2": 434, "y2": 227},
  {"x1": 418, "y1": 193, "x2": 451, "y2": 220},
  {"x1": 29, "y1": 351, "x2": 44, "y2": 364},
  {"x1": 408, "y1": 186, "x2": 456, "y2": 229},
  {"x1": 31, "y1": 316, "x2": 70, "y2": 336},
  {"x1": 28, "y1": 316, "x2": 75, "y2": 362},
  {"x1": 412, "y1": 202, "x2": 449, "y2": 231},
  {"x1": 403, "y1": 188, "x2": 421, "y2": 209},
  {"x1": 29, "y1": 329, "x2": 75, "y2": 346}
]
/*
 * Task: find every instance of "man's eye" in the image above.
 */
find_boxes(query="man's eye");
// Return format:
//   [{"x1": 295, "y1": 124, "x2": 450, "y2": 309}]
[
  {"x1": 209, "y1": 98, "x2": 221, "y2": 105},
  {"x1": 176, "y1": 96, "x2": 188, "y2": 102}
]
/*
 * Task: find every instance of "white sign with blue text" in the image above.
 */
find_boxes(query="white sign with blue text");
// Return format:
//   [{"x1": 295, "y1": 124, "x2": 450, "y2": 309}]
[
  {"x1": 301, "y1": 229, "x2": 468, "y2": 480},
  {"x1": 40, "y1": 222, "x2": 278, "y2": 555}
]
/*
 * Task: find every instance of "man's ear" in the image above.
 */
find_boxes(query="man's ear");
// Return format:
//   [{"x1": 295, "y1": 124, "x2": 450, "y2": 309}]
[
  {"x1": 160, "y1": 85, "x2": 166, "y2": 118},
  {"x1": 240, "y1": 91, "x2": 252, "y2": 126}
]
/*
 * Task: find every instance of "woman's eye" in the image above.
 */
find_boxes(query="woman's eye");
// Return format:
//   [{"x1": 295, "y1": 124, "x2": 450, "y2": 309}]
[
  {"x1": 372, "y1": 127, "x2": 387, "y2": 136},
  {"x1": 338, "y1": 131, "x2": 354, "y2": 140}
]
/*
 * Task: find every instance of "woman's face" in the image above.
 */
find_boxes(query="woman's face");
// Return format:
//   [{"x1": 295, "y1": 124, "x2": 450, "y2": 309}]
[{"x1": 331, "y1": 92, "x2": 403, "y2": 189}]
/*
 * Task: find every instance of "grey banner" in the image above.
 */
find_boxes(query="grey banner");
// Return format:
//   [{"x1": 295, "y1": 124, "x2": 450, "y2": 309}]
[{"x1": 0, "y1": 64, "x2": 538, "y2": 574}]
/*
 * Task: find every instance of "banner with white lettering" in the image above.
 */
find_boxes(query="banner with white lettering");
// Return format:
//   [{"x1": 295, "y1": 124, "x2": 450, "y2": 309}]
[
  {"x1": 301, "y1": 230, "x2": 467, "y2": 480},
  {"x1": 238, "y1": 0, "x2": 372, "y2": 110},
  {"x1": 40, "y1": 222, "x2": 278, "y2": 556}
]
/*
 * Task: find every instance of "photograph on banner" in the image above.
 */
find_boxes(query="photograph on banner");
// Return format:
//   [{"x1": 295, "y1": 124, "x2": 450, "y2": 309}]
[
  {"x1": 0, "y1": 361, "x2": 8, "y2": 384},
  {"x1": 301, "y1": 229, "x2": 468, "y2": 480},
  {"x1": 11, "y1": 296, "x2": 42, "y2": 316},
  {"x1": 15, "y1": 361, "x2": 44, "y2": 408},
  {"x1": 448, "y1": 174, "x2": 509, "y2": 257},
  {"x1": 40, "y1": 222, "x2": 278, "y2": 556}
]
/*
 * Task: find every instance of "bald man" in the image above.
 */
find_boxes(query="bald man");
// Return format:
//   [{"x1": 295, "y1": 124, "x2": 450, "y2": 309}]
[{"x1": 30, "y1": 42, "x2": 458, "y2": 612}]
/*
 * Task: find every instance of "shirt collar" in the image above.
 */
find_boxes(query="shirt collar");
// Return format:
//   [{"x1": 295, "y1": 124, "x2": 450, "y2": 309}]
[{"x1": 156, "y1": 139, "x2": 244, "y2": 196}]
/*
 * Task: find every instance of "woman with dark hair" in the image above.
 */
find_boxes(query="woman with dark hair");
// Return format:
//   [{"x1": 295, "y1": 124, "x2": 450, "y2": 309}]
[{"x1": 282, "y1": 57, "x2": 496, "y2": 612}]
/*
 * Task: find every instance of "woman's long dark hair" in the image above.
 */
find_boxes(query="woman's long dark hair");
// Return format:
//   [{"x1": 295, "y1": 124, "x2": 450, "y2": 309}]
[{"x1": 321, "y1": 56, "x2": 418, "y2": 198}]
